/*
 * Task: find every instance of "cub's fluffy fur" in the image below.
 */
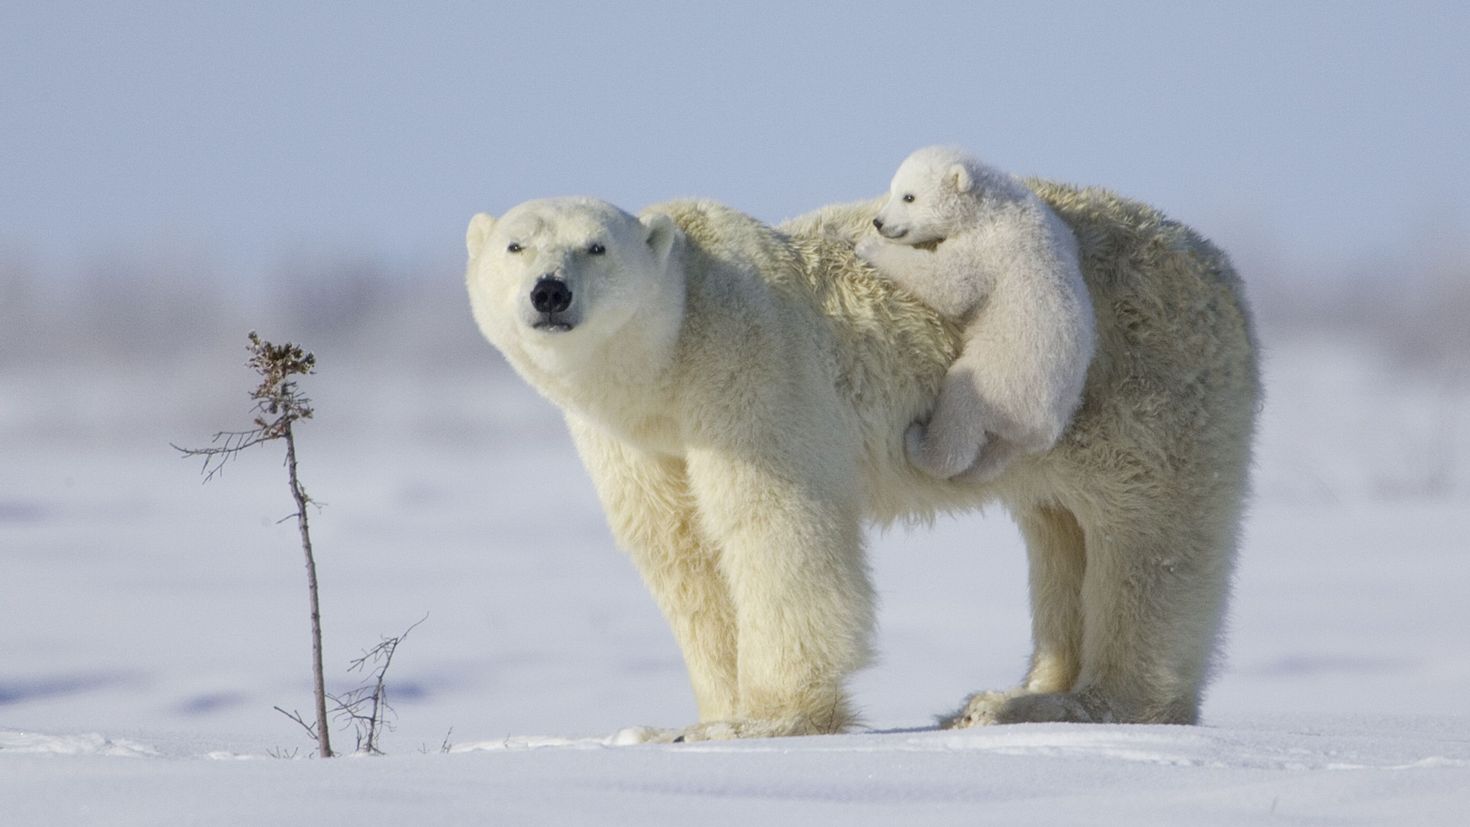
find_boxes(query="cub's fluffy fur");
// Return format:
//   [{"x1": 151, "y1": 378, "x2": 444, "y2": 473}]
[{"x1": 856, "y1": 146, "x2": 1095, "y2": 483}]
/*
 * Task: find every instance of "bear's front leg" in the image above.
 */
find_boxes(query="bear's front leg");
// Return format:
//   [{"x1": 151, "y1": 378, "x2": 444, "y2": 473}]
[
  {"x1": 679, "y1": 445, "x2": 876, "y2": 740},
  {"x1": 568, "y1": 419, "x2": 740, "y2": 723}
]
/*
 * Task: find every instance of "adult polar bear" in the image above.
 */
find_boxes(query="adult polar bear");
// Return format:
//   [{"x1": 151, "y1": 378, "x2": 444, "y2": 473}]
[{"x1": 465, "y1": 183, "x2": 1259, "y2": 740}]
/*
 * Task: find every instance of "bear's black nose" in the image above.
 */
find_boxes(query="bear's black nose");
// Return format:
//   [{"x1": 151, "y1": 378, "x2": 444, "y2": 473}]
[
  {"x1": 872, "y1": 217, "x2": 884, "y2": 230},
  {"x1": 530, "y1": 276, "x2": 573, "y2": 314}
]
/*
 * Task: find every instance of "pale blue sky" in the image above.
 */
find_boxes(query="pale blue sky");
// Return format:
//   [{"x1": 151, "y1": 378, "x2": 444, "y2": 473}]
[{"x1": 3, "y1": 1, "x2": 1467, "y2": 282}]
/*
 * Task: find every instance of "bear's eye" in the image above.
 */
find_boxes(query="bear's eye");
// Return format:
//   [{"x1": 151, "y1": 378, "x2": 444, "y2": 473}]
[
  {"x1": 588, "y1": 243, "x2": 606, "y2": 255},
  {"x1": 507, "y1": 242, "x2": 523, "y2": 254},
  {"x1": 902, "y1": 194, "x2": 915, "y2": 203}
]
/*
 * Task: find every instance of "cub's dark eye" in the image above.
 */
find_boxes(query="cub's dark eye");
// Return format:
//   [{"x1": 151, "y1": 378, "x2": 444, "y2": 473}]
[
  {"x1": 902, "y1": 194, "x2": 915, "y2": 203},
  {"x1": 588, "y1": 243, "x2": 606, "y2": 255},
  {"x1": 507, "y1": 242, "x2": 523, "y2": 253}
]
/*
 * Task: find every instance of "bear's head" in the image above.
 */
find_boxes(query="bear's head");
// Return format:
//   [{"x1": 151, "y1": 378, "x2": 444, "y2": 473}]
[
  {"x1": 466, "y1": 197, "x2": 680, "y2": 374},
  {"x1": 871, "y1": 146, "x2": 981, "y2": 245}
]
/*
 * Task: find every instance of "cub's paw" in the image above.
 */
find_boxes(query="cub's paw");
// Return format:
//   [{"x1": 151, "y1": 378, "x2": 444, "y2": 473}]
[
  {"x1": 904, "y1": 421, "x2": 983, "y2": 480},
  {"x1": 854, "y1": 234, "x2": 885, "y2": 264},
  {"x1": 952, "y1": 441, "x2": 1013, "y2": 485}
]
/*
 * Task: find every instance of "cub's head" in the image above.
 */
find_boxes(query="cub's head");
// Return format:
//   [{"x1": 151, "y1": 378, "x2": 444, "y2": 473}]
[
  {"x1": 465, "y1": 197, "x2": 679, "y2": 370},
  {"x1": 871, "y1": 146, "x2": 981, "y2": 245}
]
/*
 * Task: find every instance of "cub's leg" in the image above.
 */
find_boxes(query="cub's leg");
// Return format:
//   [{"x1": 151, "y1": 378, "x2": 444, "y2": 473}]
[
  {"x1": 568, "y1": 420, "x2": 739, "y2": 723},
  {"x1": 905, "y1": 359, "x2": 990, "y2": 480},
  {"x1": 854, "y1": 237, "x2": 982, "y2": 319},
  {"x1": 950, "y1": 424, "x2": 1055, "y2": 485},
  {"x1": 944, "y1": 503, "x2": 1086, "y2": 727},
  {"x1": 950, "y1": 437, "x2": 1024, "y2": 485}
]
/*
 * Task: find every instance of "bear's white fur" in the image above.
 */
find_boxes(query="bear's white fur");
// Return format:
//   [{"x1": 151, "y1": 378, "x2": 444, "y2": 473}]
[
  {"x1": 466, "y1": 184, "x2": 1259, "y2": 740},
  {"x1": 854, "y1": 146, "x2": 1095, "y2": 484}
]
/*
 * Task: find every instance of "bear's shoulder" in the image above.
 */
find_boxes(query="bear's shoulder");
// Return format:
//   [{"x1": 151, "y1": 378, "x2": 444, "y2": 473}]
[{"x1": 645, "y1": 199, "x2": 803, "y2": 291}]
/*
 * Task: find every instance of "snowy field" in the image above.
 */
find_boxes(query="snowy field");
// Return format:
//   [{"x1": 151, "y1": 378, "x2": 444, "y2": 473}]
[{"x1": 3, "y1": 332, "x2": 1468, "y2": 824}]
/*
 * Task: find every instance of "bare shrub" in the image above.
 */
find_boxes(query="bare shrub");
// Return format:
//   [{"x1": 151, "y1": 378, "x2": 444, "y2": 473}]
[
  {"x1": 330, "y1": 615, "x2": 428, "y2": 755},
  {"x1": 174, "y1": 331, "x2": 333, "y2": 758}
]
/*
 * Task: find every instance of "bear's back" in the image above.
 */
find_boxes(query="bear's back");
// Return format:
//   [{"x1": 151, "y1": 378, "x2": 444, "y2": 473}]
[
  {"x1": 1029, "y1": 180, "x2": 1261, "y2": 514},
  {"x1": 663, "y1": 189, "x2": 1260, "y2": 520}
]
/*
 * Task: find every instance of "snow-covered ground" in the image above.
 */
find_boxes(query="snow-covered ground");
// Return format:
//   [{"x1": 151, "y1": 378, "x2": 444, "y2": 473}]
[{"x1": 3, "y1": 334, "x2": 1468, "y2": 824}]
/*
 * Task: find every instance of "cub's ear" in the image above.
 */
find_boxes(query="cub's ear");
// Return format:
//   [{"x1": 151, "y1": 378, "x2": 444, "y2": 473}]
[
  {"x1": 640, "y1": 212, "x2": 678, "y2": 266},
  {"x1": 466, "y1": 213, "x2": 496, "y2": 259},
  {"x1": 947, "y1": 163, "x2": 974, "y2": 194}
]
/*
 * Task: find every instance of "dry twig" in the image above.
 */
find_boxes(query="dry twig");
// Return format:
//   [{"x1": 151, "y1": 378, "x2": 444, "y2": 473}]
[{"x1": 330, "y1": 615, "x2": 428, "y2": 755}]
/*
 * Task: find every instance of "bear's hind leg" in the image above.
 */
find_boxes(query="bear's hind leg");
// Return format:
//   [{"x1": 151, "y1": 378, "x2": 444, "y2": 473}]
[
  {"x1": 993, "y1": 503, "x2": 1235, "y2": 725},
  {"x1": 942, "y1": 503, "x2": 1085, "y2": 728},
  {"x1": 1018, "y1": 504, "x2": 1087, "y2": 694}
]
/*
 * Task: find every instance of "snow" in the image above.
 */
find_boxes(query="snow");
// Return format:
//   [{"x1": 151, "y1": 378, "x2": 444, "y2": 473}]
[{"x1": 3, "y1": 336, "x2": 1469, "y2": 824}]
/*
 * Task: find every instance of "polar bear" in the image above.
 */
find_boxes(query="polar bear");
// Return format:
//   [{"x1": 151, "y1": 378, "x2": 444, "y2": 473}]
[
  {"x1": 465, "y1": 185, "x2": 1258, "y2": 740},
  {"x1": 854, "y1": 146, "x2": 1095, "y2": 485}
]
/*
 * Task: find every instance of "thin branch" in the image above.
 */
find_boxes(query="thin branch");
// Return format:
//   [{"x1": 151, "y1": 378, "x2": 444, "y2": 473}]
[
  {"x1": 170, "y1": 428, "x2": 276, "y2": 483},
  {"x1": 286, "y1": 423, "x2": 332, "y2": 759},
  {"x1": 273, "y1": 706, "x2": 319, "y2": 742},
  {"x1": 330, "y1": 614, "x2": 428, "y2": 754},
  {"x1": 419, "y1": 727, "x2": 455, "y2": 755}
]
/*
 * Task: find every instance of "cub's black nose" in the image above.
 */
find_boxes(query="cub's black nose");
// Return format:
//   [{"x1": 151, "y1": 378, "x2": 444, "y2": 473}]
[
  {"x1": 530, "y1": 276, "x2": 572, "y2": 314},
  {"x1": 872, "y1": 217, "x2": 884, "y2": 230}
]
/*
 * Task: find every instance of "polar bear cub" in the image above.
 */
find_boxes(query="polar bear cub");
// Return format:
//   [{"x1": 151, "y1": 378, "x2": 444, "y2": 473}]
[{"x1": 855, "y1": 146, "x2": 1096, "y2": 482}]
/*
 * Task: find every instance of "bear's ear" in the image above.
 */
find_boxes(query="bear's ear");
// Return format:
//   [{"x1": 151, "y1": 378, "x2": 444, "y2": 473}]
[
  {"x1": 466, "y1": 213, "x2": 496, "y2": 259},
  {"x1": 640, "y1": 212, "x2": 678, "y2": 267},
  {"x1": 947, "y1": 164, "x2": 974, "y2": 194}
]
